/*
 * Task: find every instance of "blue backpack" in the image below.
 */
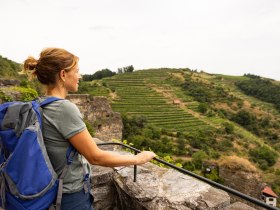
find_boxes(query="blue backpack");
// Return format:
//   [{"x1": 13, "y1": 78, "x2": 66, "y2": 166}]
[{"x1": 0, "y1": 97, "x2": 77, "y2": 210}]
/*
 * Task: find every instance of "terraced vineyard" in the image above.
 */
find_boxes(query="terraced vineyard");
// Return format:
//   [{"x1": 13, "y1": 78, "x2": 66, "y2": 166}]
[{"x1": 103, "y1": 69, "x2": 212, "y2": 132}]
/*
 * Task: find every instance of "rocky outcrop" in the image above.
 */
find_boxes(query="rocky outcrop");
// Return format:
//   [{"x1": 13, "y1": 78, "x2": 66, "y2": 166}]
[
  {"x1": 92, "y1": 165, "x2": 117, "y2": 209},
  {"x1": 91, "y1": 144, "x2": 257, "y2": 210},
  {"x1": 67, "y1": 94, "x2": 123, "y2": 142},
  {"x1": 219, "y1": 167, "x2": 263, "y2": 197},
  {"x1": 0, "y1": 79, "x2": 20, "y2": 86},
  {"x1": 224, "y1": 202, "x2": 257, "y2": 210},
  {"x1": 92, "y1": 165, "x2": 230, "y2": 209},
  {"x1": 219, "y1": 165, "x2": 263, "y2": 209},
  {"x1": 113, "y1": 165, "x2": 230, "y2": 209}
]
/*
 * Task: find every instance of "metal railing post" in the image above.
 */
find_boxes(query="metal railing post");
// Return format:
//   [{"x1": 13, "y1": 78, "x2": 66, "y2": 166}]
[{"x1": 134, "y1": 151, "x2": 137, "y2": 182}]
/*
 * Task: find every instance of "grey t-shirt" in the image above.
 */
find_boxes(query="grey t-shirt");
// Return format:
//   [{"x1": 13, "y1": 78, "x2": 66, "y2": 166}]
[{"x1": 41, "y1": 98, "x2": 90, "y2": 193}]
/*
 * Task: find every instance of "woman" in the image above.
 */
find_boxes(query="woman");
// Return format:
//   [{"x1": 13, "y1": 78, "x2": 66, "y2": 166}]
[{"x1": 22, "y1": 48, "x2": 156, "y2": 210}]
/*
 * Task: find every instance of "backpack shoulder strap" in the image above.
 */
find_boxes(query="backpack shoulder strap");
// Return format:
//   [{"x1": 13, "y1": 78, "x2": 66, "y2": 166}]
[
  {"x1": 55, "y1": 146, "x2": 78, "y2": 210},
  {"x1": 40, "y1": 97, "x2": 63, "y2": 107}
]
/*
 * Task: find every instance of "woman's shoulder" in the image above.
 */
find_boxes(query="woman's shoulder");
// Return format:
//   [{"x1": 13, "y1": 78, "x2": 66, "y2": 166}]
[
  {"x1": 57, "y1": 99, "x2": 79, "y2": 112},
  {"x1": 41, "y1": 97, "x2": 80, "y2": 113}
]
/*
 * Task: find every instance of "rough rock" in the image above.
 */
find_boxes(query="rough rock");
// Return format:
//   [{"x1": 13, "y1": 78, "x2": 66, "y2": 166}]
[
  {"x1": 91, "y1": 148, "x2": 231, "y2": 210},
  {"x1": 219, "y1": 166, "x2": 263, "y2": 209},
  {"x1": 91, "y1": 165, "x2": 117, "y2": 210},
  {"x1": 223, "y1": 202, "x2": 257, "y2": 210},
  {"x1": 67, "y1": 94, "x2": 123, "y2": 141},
  {"x1": 0, "y1": 79, "x2": 20, "y2": 86},
  {"x1": 113, "y1": 163, "x2": 230, "y2": 210}
]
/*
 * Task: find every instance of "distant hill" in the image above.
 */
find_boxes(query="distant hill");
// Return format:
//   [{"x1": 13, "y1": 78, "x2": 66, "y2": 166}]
[{"x1": 0, "y1": 55, "x2": 21, "y2": 78}]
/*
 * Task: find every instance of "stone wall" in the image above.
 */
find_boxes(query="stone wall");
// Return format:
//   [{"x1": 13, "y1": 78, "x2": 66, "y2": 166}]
[
  {"x1": 91, "y1": 143, "x2": 257, "y2": 210},
  {"x1": 67, "y1": 94, "x2": 123, "y2": 142}
]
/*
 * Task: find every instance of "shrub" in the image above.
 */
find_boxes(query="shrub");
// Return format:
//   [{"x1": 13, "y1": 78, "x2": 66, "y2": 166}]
[
  {"x1": 84, "y1": 120, "x2": 95, "y2": 136},
  {"x1": 249, "y1": 146, "x2": 278, "y2": 169},
  {"x1": 192, "y1": 150, "x2": 208, "y2": 169},
  {"x1": 223, "y1": 122, "x2": 234, "y2": 134},
  {"x1": 198, "y1": 103, "x2": 208, "y2": 114},
  {"x1": 188, "y1": 130, "x2": 216, "y2": 151},
  {"x1": 182, "y1": 161, "x2": 195, "y2": 171},
  {"x1": 217, "y1": 139, "x2": 233, "y2": 152},
  {"x1": 13, "y1": 87, "x2": 38, "y2": 101},
  {"x1": 77, "y1": 81, "x2": 90, "y2": 93},
  {"x1": 208, "y1": 148, "x2": 220, "y2": 159},
  {"x1": 204, "y1": 167, "x2": 223, "y2": 183},
  {"x1": 175, "y1": 137, "x2": 187, "y2": 155},
  {"x1": 0, "y1": 90, "x2": 12, "y2": 102},
  {"x1": 232, "y1": 110, "x2": 256, "y2": 127}
]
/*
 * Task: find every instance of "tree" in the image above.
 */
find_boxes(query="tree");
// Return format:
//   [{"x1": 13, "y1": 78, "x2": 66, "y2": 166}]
[
  {"x1": 82, "y1": 74, "x2": 95, "y2": 81},
  {"x1": 232, "y1": 110, "x2": 256, "y2": 127},
  {"x1": 118, "y1": 65, "x2": 134, "y2": 73},
  {"x1": 125, "y1": 65, "x2": 134, "y2": 73},
  {"x1": 83, "y1": 69, "x2": 116, "y2": 81},
  {"x1": 192, "y1": 150, "x2": 208, "y2": 169},
  {"x1": 223, "y1": 122, "x2": 234, "y2": 134},
  {"x1": 118, "y1": 68, "x2": 123, "y2": 74},
  {"x1": 249, "y1": 146, "x2": 278, "y2": 169},
  {"x1": 198, "y1": 103, "x2": 208, "y2": 114}
]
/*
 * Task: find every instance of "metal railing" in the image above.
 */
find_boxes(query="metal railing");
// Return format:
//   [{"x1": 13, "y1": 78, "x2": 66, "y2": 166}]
[{"x1": 97, "y1": 142, "x2": 280, "y2": 210}]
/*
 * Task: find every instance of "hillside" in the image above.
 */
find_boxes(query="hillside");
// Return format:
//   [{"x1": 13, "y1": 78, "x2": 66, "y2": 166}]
[
  {"x1": 99, "y1": 69, "x2": 280, "y2": 147},
  {"x1": 106, "y1": 69, "x2": 211, "y2": 132},
  {"x1": 79, "y1": 68, "x2": 280, "y2": 197},
  {"x1": 0, "y1": 55, "x2": 21, "y2": 78}
]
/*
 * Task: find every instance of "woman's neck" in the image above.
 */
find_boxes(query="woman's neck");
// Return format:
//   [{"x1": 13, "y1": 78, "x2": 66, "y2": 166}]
[{"x1": 46, "y1": 86, "x2": 67, "y2": 99}]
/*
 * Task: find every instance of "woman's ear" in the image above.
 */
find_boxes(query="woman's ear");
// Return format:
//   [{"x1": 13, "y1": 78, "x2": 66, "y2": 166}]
[{"x1": 59, "y1": 70, "x2": 66, "y2": 82}]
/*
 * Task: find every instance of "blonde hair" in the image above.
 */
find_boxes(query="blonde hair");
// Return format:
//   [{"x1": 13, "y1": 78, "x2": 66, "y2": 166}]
[{"x1": 21, "y1": 48, "x2": 79, "y2": 85}]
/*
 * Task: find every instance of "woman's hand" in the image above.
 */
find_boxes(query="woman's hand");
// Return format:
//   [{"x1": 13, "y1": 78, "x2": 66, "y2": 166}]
[{"x1": 135, "y1": 151, "x2": 156, "y2": 165}]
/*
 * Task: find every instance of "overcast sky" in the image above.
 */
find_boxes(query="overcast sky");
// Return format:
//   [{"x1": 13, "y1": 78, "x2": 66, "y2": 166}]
[{"x1": 1, "y1": 0, "x2": 280, "y2": 80}]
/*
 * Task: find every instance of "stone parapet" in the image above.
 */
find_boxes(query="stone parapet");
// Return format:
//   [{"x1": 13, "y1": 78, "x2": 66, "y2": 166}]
[{"x1": 91, "y1": 144, "x2": 256, "y2": 210}]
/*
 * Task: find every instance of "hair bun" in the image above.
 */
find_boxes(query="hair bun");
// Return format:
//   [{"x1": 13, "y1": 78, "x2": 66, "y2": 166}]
[
  {"x1": 23, "y1": 56, "x2": 38, "y2": 71},
  {"x1": 20, "y1": 56, "x2": 39, "y2": 79}
]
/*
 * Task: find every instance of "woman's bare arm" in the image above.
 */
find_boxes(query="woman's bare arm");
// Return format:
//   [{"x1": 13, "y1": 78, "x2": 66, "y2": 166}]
[{"x1": 68, "y1": 129, "x2": 156, "y2": 167}]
